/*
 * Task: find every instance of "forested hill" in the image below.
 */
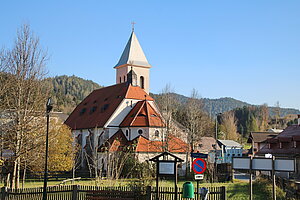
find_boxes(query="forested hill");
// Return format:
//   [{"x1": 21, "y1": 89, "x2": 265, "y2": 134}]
[
  {"x1": 151, "y1": 93, "x2": 300, "y2": 117},
  {"x1": 47, "y1": 75, "x2": 300, "y2": 116},
  {"x1": 45, "y1": 75, "x2": 102, "y2": 113}
]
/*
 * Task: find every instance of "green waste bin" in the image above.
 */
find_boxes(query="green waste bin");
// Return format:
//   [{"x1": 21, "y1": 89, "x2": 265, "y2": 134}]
[{"x1": 182, "y1": 182, "x2": 195, "y2": 199}]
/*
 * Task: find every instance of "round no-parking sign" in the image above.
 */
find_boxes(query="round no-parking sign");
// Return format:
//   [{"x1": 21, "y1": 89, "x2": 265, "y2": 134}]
[{"x1": 192, "y1": 158, "x2": 207, "y2": 174}]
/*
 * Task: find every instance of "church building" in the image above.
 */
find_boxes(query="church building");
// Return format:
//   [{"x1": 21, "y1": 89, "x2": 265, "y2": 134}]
[{"x1": 65, "y1": 30, "x2": 188, "y2": 176}]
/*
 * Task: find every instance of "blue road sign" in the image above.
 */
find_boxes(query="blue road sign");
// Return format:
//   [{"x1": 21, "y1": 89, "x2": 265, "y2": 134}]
[{"x1": 192, "y1": 158, "x2": 207, "y2": 174}]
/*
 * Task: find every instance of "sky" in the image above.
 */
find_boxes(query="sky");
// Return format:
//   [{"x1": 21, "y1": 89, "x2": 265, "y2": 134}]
[{"x1": 1, "y1": 1, "x2": 300, "y2": 110}]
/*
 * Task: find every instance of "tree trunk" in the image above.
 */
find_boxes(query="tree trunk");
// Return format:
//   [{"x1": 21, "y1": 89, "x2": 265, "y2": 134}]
[{"x1": 22, "y1": 161, "x2": 27, "y2": 189}]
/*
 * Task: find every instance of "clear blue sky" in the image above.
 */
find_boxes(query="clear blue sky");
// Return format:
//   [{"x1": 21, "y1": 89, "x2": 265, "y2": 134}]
[{"x1": 1, "y1": 1, "x2": 300, "y2": 109}]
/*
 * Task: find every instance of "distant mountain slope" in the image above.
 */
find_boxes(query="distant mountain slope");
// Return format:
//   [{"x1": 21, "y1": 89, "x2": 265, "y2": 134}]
[
  {"x1": 46, "y1": 75, "x2": 102, "y2": 113},
  {"x1": 46, "y1": 75, "x2": 300, "y2": 116},
  {"x1": 151, "y1": 92, "x2": 300, "y2": 117}
]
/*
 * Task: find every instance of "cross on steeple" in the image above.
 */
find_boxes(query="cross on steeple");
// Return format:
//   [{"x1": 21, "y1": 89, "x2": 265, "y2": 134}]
[{"x1": 131, "y1": 21, "x2": 136, "y2": 32}]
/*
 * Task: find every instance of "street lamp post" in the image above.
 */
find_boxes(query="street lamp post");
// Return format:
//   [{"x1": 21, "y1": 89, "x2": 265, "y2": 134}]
[
  {"x1": 42, "y1": 97, "x2": 53, "y2": 200},
  {"x1": 214, "y1": 113, "x2": 221, "y2": 182}
]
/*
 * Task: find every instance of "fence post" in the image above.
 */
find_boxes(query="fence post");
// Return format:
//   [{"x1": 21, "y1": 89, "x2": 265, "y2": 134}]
[
  {"x1": 146, "y1": 186, "x2": 151, "y2": 200},
  {"x1": 72, "y1": 185, "x2": 78, "y2": 200},
  {"x1": 1, "y1": 187, "x2": 7, "y2": 200},
  {"x1": 222, "y1": 186, "x2": 226, "y2": 200}
]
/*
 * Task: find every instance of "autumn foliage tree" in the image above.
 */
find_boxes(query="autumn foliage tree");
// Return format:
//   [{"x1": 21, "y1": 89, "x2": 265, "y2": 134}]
[
  {"x1": 219, "y1": 111, "x2": 238, "y2": 140},
  {"x1": 26, "y1": 121, "x2": 74, "y2": 172}
]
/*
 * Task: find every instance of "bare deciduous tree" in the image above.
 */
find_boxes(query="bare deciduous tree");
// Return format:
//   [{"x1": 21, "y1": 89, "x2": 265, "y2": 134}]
[
  {"x1": 156, "y1": 84, "x2": 179, "y2": 152},
  {"x1": 0, "y1": 24, "x2": 48, "y2": 188}
]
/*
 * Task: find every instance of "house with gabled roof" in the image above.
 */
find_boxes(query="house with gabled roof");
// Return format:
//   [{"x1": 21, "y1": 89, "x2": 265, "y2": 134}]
[
  {"x1": 65, "y1": 30, "x2": 188, "y2": 175},
  {"x1": 247, "y1": 131, "x2": 280, "y2": 155}
]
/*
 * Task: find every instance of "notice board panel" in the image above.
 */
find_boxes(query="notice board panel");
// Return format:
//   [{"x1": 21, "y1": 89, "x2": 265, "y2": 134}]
[
  {"x1": 252, "y1": 158, "x2": 272, "y2": 171},
  {"x1": 275, "y1": 159, "x2": 295, "y2": 172},
  {"x1": 232, "y1": 157, "x2": 250, "y2": 170}
]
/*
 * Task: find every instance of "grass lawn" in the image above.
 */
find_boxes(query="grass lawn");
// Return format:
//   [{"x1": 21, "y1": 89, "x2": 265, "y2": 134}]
[{"x1": 0, "y1": 178, "x2": 284, "y2": 200}]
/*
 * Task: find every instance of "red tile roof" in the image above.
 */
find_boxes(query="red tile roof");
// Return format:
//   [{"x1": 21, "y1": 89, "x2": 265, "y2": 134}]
[
  {"x1": 134, "y1": 135, "x2": 188, "y2": 153},
  {"x1": 98, "y1": 129, "x2": 129, "y2": 152},
  {"x1": 97, "y1": 130, "x2": 188, "y2": 154},
  {"x1": 65, "y1": 83, "x2": 153, "y2": 130},
  {"x1": 120, "y1": 100, "x2": 165, "y2": 127}
]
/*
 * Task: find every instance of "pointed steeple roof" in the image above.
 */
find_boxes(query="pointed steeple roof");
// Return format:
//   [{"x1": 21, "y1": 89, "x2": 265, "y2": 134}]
[{"x1": 114, "y1": 31, "x2": 151, "y2": 69}]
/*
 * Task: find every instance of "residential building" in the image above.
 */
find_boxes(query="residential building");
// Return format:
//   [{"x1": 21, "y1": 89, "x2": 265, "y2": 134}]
[{"x1": 217, "y1": 140, "x2": 243, "y2": 163}]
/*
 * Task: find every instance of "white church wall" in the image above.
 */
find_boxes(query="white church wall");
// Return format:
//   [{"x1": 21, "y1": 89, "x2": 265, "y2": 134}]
[
  {"x1": 108, "y1": 127, "x2": 119, "y2": 138},
  {"x1": 105, "y1": 99, "x2": 140, "y2": 127},
  {"x1": 148, "y1": 127, "x2": 165, "y2": 141},
  {"x1": 132, "y1": 67, "x2": 150, "y2": 93},
  {"x1": 121, "y1": 128, "x2": 130, "y2": 140},
  {"x1": 130, "y1": 127, "x2": 149, "y2": 140}
]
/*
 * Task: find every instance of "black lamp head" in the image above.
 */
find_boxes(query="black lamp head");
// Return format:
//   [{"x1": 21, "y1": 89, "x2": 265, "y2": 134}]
[{"x1": 46, "y1": 97, "x2": 53, "y2": 113}]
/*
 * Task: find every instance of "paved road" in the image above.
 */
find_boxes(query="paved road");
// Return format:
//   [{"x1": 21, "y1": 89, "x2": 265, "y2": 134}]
[{"x1": 234, "y1": 172, "x2": 255, "y2": 181}]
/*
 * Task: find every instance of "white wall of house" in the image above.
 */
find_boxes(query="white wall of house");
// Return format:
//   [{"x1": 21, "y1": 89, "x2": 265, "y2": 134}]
[{"x1": 223, "y1": 147, "x2": 243, "y2": 163}]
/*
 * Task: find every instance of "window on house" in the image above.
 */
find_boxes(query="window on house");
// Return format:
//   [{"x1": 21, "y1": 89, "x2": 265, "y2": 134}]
[
  {"x1": 138, "y1": 129, "x2": 143, "y2": 135},
  {"x1": 80, "y1": 108, "x2": 87, "y2": 115},
  {"x1": 140, "y1": 76, "x2": 144, "y2": 89},
  {"x1": 155, "y1": 130, "x2": 159, "y2": 137},
  {"x1": 100, "y1": 104, "x2": 109, "y2": 112},
  {"x1": 126, "y1": 130, "x2": 129, "y2": 137},
  {"x1": 90, "y1": 106, "x2": 97, "y2": 114}
]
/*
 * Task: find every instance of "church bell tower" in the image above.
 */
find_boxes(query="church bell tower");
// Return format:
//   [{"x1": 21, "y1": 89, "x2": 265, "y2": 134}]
[{"x1": 114, "y1": 29, "x2": 152, "y2": 94}]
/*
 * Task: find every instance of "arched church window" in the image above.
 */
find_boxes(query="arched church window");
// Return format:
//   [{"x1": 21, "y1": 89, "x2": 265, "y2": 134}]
[
  {"x1": 119, "y1": 77, "x2": 122, "y2": 83},
  {"x1": 123, "y1": 76, "x2": 126, "y2": 82},
  {"x1": 140, "y1": 76, "x2": 144, "y2": 89}
]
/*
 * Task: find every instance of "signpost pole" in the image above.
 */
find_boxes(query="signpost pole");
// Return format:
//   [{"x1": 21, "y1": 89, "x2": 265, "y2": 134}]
[
  {"x1": 249, "y1": 156, "x2": 253, "y2": 200},
  {"x1": 175, "y1": 162, "x2": 178, "y2": 200},
  {"x1": 196, "y1": 180, "x2": 199, "y2": 200},
  {"x1": 272, "y1": 156, "x2": 276, "y2": 200},
  {"x1": 156, "y1": 163, "x2": 159, "y2": 200}
]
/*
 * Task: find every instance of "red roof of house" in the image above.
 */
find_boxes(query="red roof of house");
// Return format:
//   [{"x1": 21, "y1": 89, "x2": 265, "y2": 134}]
[
  {"x1": 134, "y1": 135, "x2": 188, "y2": 153},
  {"x1": 65, "y1": 83, "x2": 153, "y2": 130},
  {"x1": 97, "y1": 130, "x2": 188, "y2": 154},
  {"x1": 257, "y1": 125, "x2": 300, "y2": 155},
  {"x1": 120, "y1": 100, "x2": 165, "y2": 127},
  {"x1": 98, "y1": 129, "x2": 129, "y2": 152}
]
